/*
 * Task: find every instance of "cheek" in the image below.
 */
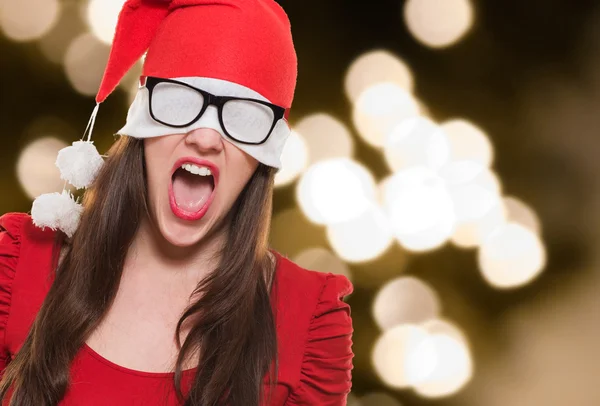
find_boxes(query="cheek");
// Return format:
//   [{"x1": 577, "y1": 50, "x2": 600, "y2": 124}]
[
  {"x1": 220, "y1": 144, "x2": 260, "y2": 207},
  {"x1": 143, "y1": 138, "x2": 175, "y2": 199}
]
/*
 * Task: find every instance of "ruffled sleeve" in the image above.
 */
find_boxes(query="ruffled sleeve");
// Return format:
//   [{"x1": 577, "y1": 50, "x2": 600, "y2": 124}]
[
  {"x1": 0, "y1": 213, "x2": 25, "y2": 372},
  {"x1": 287, "y1": 273, "x2": 354, "y2": 406}
]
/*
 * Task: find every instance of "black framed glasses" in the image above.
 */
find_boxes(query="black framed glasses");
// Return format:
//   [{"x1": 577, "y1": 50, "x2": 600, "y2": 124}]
[{"x1": 145, "y1": 76, "x2": 286, "y2": 145}]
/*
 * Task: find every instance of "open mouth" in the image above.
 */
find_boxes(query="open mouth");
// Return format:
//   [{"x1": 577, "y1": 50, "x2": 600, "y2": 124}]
[{"x1": 169, "y1": 159, "x2": 218, "y2": 221}]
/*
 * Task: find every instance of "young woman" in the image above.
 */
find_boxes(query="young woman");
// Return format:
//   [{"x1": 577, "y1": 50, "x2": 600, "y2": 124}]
[{"x1": 0, "y1": 0, "x2": 353, "y2": 405}]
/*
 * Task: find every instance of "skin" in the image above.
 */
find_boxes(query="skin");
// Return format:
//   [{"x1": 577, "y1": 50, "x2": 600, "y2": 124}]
[{"x1": 85, "y1": 128, "x2": 259, "y2": 372}]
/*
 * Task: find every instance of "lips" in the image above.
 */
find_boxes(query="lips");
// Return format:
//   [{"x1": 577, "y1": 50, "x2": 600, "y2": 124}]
[{"x1": 169, "y1": 157, "x2": 220, "y2": 221}]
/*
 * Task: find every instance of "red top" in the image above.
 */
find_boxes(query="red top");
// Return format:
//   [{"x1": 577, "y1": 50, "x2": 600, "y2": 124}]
[{"x1": 0, "y1": 213, "x2": 354, "y2": 405}]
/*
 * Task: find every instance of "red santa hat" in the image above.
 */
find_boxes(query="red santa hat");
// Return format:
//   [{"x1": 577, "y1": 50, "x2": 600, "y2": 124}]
[
  {"x1": 31, "y1": 0, "x2": 298, "y2": 237},
  {"x1": 99, "y1": 0, "x2": 297, "y2": 109}
]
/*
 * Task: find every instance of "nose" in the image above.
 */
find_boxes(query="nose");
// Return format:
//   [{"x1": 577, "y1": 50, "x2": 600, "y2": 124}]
[{"x1": 184, "y1": 127, "x2": 224, "y2": 153}]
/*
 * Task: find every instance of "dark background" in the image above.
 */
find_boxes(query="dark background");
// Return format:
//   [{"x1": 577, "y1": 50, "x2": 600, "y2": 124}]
[{"x1": 2, "y1": 1, "x2": 599, "y2": 404}]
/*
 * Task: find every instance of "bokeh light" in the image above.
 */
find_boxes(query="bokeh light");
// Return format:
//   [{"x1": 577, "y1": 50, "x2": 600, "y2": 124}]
[
  {"x1": 381, "y1": 167, "x2": 456, "y2": 251},
  {"x1": 503, "y1": 196, "x2": 542, "y2": 234},
  {"x1": 37, "y1": 1, "x2": 87, "y2": 64},
  {"x1": 383, "y1": 116, "x2": 450, "y2": 172},
  {"x1": 412, "y1": 333, "x2": 474, "y2": 397},
  {"x1": 345, "y1": 49, "x2": 414, "y2": 102},
  {"x1": 296, "y1": 158, "x2": 377, "y2": 225},
  {"x1": 64, "y1": 33, "x2": 110, "y2": 96},
  {"x1": 293, "y1": 247, "x2": 352, "y2": 281},
  {"x1": 478, "y1": 223, "x2": 547, "y2": 288},
  {"x1": 451, "y1": 201, "x2": 507, "y2": 248},
  {"x1": 292, "y1": 113, "x2": 354, "y2": 165},
  {"x1": 0, "y1": 0, "x2": 60, "y2": 42},
  {"x1": 440, "y1": 161, "x2": 503, "y2": 225},
  {"x1": 403, "y1": 0, "x2": 474, "y2": 48},
  {"x1": 449, "y1": 176, "x2": 500, "y2": 222},
  {"x1": 86, "y1": 0, "x2": 127, "y2": 45},
  {"x1": 16, "y1": 137, "x2": 68, "y2": 199},
  {"x1": 326, "y1": 203, "x2": 393, "y2": 263},
  {"x1": 441, "y1": 119, "x2": 494, "y2": 167},
  {"x1": 422, "y1": 319, "x2": 469, "y2": 345},
  {"x1": 274, "y1": 130, "x2": 309, "y2": 187},
  {"x1": 372, "y1": 324, "x2": 431, "y2": 388},
  {"x1": 440, "y1": 160, "x2": 502, "y2": 195},
  {"x1": 373, "y1": 276, "x2": 441, "y2": 330},
  {"x1": 353, "y1": 83, "x2": 420, "y2": 147}
]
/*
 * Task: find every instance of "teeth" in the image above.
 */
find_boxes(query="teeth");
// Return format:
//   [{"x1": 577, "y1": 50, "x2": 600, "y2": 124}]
[{"x1": 181, "y1": 163, "x2": 213, "y2": 176}]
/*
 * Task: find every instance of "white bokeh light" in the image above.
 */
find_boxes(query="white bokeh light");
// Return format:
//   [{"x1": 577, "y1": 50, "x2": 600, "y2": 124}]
[
  {"x1": 441, "y1": 119, "x2": 494, "y2": 167},
  {"x1": 440, "y1": 161, "x2": 503, "y2": 222},
  {"x1": 296, "y1": 158, "x2": 377, "y2": 225},
  {"x1": 451, "y1": 200, "x2": 507, "y2": 248},
  {"x1": 293, "y1": 114, "x2": 354, "y2": 165},
  {"x1": 274, "y1": 130, "x2": 309, "y2": 187},
  {"x1": 372, "y1": 324, "x2": 431, "y2": 389},
  {"x1": 412, "y1": 333, "x2": 474, "y2": 397},
  {"x1": 373, "y1": 276, "x2": 441, "y2": 330},
  {"x1": 345, "y1": 49, "x2": 414, "y2": 102},
  {"x1": 86, "y1": 0, "x2": 127, "y2": 45},
  {"x1": 293, "y1": 247, "x2": 352, "y2": 281},
  {"x1": 503, "y1": 196, "x2": 542, "y2": 234},
  {"x1": 326, "y1": 203, "x2": 394, "y2": 263},
  {"x1": 64, "y1": 33, "x2": 110, "y2": 96},
  {"x1": 449, "y1": 180, "x2": 499, "y2": 222},
  {"x1": 440, "y1": 161, "x2": 502, "y2": 195},
  {"x1": 404, "y1": 0, "x2": 474, "y2": 49},
  {"x1": 422, "y1": 319, "x2": 469, "y2": 346},
  {"x1": 353, "y1": 83, "x2": 420, "y2": 148},
  {"x1": 478, "y1": 223, "x2": 547, "y2": 288},
  {"x1": 0, "y1": 0, "x2": 60, "y2": 42},
  {"x1": 16, "y1": 137, "x2": 68, "y2": 199},
  {"x1": 381, "y1": 167, "x2": 456, "y2": 251},
  {"x1": 397, "y1": 215, "x2": 456, "y2": 252},
  {"x1": 384, "y1": 116, "x2": 450, "y2": 172}
]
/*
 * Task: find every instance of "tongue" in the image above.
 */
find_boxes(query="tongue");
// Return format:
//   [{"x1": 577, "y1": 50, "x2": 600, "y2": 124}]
[{"x1": 172, "y1": 170, "x2": 214, "y2": 212}]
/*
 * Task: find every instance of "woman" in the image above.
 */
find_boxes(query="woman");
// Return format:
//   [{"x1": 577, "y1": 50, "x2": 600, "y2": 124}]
[{"x1": 0, "y1": 0, "x2": 353, "y2": 405}]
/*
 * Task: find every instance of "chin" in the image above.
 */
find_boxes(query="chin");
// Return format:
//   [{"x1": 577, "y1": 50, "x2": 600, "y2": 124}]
[{"x1": 154, "y1": 208, "x2": 209, "y2": 248}]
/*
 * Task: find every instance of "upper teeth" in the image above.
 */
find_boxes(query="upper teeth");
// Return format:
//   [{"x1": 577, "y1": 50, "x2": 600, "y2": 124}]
[{"x1": 182, "y1": 163, "x2": 212, "y2": 176}]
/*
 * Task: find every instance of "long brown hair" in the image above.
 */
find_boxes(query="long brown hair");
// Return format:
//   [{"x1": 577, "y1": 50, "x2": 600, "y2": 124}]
[{"x1": 0, "y1": 136, "x2": 279, "y2": 405}]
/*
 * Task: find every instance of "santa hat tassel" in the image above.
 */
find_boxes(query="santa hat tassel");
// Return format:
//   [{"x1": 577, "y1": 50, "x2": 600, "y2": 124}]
[
  {"x1": 56, "y1": 103, "x2": 105, "y2": 189},
  {"x1": 31, "y1": 103, "x2": 104, "y2": 237}
]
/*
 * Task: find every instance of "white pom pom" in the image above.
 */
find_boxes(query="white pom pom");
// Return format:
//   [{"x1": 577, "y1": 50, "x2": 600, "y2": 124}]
[
  {"x1": 31, "y1": 190, "x2": 84, "y2": 237},
  {"x1": 56, "y1": 141, "x2": 104, "y2": 189}
]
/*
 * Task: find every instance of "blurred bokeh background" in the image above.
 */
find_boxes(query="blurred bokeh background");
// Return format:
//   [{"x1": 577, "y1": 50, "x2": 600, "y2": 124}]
[{"x1": 1, "y1": 0, "x2": 599, "y2": 405}]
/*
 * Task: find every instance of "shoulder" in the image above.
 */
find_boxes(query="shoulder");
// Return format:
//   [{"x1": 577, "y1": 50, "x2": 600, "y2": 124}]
[
  {"x1": 0, "y1": 212, "x2": 56, "y2": 258},
  {"x1": 271, "y1": 251, "x2": 354, "y2": 404},
  {"x1": 0, "y1": 211, "x2": 57, "y2": 295},
  {"x1": 0, "y1": 212, "x2": 30, "y2": 239},
  {"x1": 0, "y1": 213, "x2": 30, "y2": 364},
  {"x1": 0, "y1": 213, "x2": 57, "y2": 361},
  {"x1": 0, "y1": 212, "x2": 32, "y2": 283},
  {"x1": 271, "y1": 251, "x2": 353, "y2": 328},
  {"x1": 272, "y1": 250, "x2": 353, "y2": 305}
]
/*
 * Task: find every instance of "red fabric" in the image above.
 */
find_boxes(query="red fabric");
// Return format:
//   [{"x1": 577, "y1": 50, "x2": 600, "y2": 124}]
[
  {"x1": 97, "y1": 0, "x2": 297, "y2": 109},
  {"x1": 0, "y1": 213, "x2": 353, "y2": 405}
]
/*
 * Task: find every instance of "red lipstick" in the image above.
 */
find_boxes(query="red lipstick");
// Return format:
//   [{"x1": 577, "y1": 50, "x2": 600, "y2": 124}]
[{"x1": 169, "y1": 157, "x2": 220, "y2": 221}]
